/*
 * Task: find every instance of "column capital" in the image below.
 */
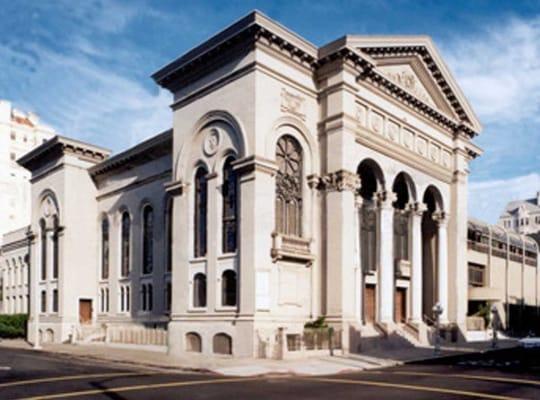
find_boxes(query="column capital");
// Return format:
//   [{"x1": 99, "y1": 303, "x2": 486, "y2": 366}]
[
  {"x1": 376, "y1": 190, "x2": 396, "y2": 209},
  {"x1": 408, "y1": 202, "x2": 427, "y2": 217},
  {"x1": 433, "y1": 211, "x2": 450, "y2": 227},
  {"x1": 320, "y1": 169, "x2": 361, "y2": 193},
  {"x1": 354, "y1": 195, "x2": 364, "y2": 209}
]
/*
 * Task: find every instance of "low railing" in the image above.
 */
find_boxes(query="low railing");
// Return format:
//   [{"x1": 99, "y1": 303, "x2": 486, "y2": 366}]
[
  {"x1": 525, "y1": 257, "x2": 538, "y2": 267},
  {"x1": 468, "y1": 240, "x2": 489, "y2": 254},
  {"x1": 491, "y1": 248, "x2": 507, "y2": 259},
  {"x1": 282, "y1": 328, "x2": 342, "y2": 357}
]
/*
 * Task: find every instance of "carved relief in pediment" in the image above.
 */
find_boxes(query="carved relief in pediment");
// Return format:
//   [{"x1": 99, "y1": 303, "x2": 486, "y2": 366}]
[{"x1": 379, "y1": 65, "x2": 436, "y2": 108}]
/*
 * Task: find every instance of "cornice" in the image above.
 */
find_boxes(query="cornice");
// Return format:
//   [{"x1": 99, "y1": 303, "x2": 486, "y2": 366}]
[{"x1": 361, "y1": 45, "x2": 473, "y2": 128}]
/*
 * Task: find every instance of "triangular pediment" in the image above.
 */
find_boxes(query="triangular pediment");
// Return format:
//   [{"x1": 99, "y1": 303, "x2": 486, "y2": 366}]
[
  {"x1": 376, "y1": 59, "x2": 455, "y2": 116},
  {"x1": 343, "y1": 36, "x2": 482, "y2": 133}
]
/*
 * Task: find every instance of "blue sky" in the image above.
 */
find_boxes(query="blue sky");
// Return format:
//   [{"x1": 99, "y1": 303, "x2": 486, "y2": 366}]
[{"x1": 1, "y1": 0, "x2": 539, "y2": 222}]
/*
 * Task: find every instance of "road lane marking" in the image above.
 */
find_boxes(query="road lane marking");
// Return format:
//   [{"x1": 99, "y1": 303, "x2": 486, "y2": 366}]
[
  {"x1": 391, "y1": 371, "x2": 540, "y2": 387},
  {"x1": 0, "y1": 372, "x2": 151, "y2": 388},
  {"x1": 18, "y1": 377, "x2": 261, "y2": 400},
  {"x1": 305, "y1": 377, "x2": 527, "y2": 400}
]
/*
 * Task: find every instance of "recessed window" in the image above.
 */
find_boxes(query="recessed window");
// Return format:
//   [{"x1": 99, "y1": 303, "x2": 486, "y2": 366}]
[
  {"x1": 275, "y1": 135, "x2": 303, "y2": 237},
  {"x1": 193, "y1": 273, "x2": 207, "y2": 308}
]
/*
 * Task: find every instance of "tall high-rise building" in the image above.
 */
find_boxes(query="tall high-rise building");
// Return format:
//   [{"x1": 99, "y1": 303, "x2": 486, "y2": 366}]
[{"x1": 0, "y1": 100, "x2": 55, "y2": 241}]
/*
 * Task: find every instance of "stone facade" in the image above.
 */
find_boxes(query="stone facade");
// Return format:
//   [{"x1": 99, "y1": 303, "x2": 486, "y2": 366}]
[{"x1": 10, "y1": 11, "x2": 537, "y2": 356}]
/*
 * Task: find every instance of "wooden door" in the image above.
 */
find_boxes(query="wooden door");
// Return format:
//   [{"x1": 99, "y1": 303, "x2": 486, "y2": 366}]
[
  {"x1": 79, "y1": 299, "x2": 92, "y2": 324},
  {"x1": 394, "y1": 288, "x2": 407, "y2": 323},
  {"x1": 364, "y1": 284, "x2": 376, "y2": 323}
]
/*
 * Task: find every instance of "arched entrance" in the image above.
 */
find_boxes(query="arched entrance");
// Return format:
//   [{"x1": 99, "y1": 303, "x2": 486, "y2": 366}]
[
  {"x1": 357, "y1": 159, "x2": 384, "y2": 323},
  {"x1": 391, "y1": 172, "x2": 416, "y2": 323},
  {"x1": 421, "y1": 186, "x2": 443, "y2": 323}
]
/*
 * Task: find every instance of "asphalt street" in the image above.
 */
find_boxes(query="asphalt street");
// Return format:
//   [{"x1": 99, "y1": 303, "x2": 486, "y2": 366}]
[{"x1": 0, "y1": 347, "x2": 539, "y2": 399}]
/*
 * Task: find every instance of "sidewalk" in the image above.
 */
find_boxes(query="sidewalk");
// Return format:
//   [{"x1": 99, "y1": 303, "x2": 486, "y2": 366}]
[{"x1": 0, "y1": 339, "x2": 517, "y2": 377}]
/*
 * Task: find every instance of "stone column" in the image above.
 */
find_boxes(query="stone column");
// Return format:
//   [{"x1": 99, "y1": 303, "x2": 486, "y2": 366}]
[
  {"x1": 377, "y1": 190, "x2": 396, "y2": 324},
  {"x1": 410, "y1": 202, "x2": 426, "y2": 323},
  {"x1": 354, "y1": 196, "x2": 363, "y2": 324},
  {"x1": 434, "y1": 212, "x2": 449, "y2": 324}
]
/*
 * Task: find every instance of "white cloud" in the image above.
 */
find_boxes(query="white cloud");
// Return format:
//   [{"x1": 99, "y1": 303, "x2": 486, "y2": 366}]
[
  {"x1": 469, "y1": 173, "x2": 540, "y2": 223},
  {"x1": 442, "y1": 17, "x2": 540, "y2": 124}
]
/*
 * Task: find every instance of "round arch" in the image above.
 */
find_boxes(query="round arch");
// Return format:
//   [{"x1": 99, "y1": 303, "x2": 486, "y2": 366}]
[
  {"x1": 422, "y1": 185, "x2": 444, "y2": 213},
  {"x1": 392, "y1": 172, "x2": 417, "y2": 209},
  {"x1": 266, "y1": 116, "x2": 319, "y2": 175},
  {"x1": 357, "y1": 158, "x2": 386, "y2": 201},
  {"x1": 174, "y1": 110, "x2": 247, "y2": 182}
]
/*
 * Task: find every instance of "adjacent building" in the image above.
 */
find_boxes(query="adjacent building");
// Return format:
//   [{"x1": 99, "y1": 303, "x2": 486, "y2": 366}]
[
  {"x1": 0, "y1": 100, "x2": 55, "y2": 239},
  {"x1": 1, "y1": 11, "x2": 538, "y2": 356},
  {"x1": 498, "y1": 192, "x2": 540, "y2": 235},
  {"x1": 0, "y1": 101, "x2": 55, "y2": 314}
]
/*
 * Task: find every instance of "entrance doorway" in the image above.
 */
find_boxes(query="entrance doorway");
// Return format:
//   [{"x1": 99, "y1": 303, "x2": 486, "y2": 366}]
[
  {"x1": 394, "y1": 288, "x2": 407, "y2": 323},
  {"x1": 79, "y1": 299, "x2": 92, "y2": 324},
  {"x1": 364, "y1": 284, "x2": 376, "y2": 323}
]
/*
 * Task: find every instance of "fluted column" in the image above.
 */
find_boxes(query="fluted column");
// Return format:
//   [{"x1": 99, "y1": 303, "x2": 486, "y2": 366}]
[
  {"x1": 377, "y1": 190, "x2": 396, "y2": 324},
  {"x1": 434, "y1": 212, "x2": 449, "y2": 324},
  {"x1": 409, "y1": 202, "x2": 426, "y2": 323}
]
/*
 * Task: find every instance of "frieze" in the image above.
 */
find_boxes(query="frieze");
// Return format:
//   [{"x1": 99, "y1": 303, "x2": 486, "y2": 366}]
[{"x1": 355, "y1": 102, "x2": 453, "y2": 171}]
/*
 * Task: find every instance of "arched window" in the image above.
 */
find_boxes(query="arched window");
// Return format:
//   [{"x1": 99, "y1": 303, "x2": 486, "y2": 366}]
[
  {"x1": 142, "y1": 205, "x2": 154, "y2": 275},
  {"x1": 121, "y1": 211, "x2": 130, "y2": 277},
  {"x1": 194, "y1": 167, "x2": 208, "y2": 257},
  {"x1": 275, "y1": 135, "x2": 303, "y2": 237},
  {"x1": 186, "y1": 332, "x2": 202, "y2": 352},
  {"x1": 222, "y1": 157, "x2": 238, "y2": 253},
  {"x1": 193, "y1": 273, "x2": 207, "y2": 308},
  {"x1": 52, "y1": 215, "x2": 59, "y2": 279},
  {"x1": 165, "y1": 197, "x2": 173, "y2": 272},
  {"x1": 221, "y1": 270, "x2": 237, "y2": 306},
  {"x1": 39, "y1": 219, "x2": 47, "y2": 281},
  {"x1": 213, "y1": 333, "x2": 232, "y2": 355},
  {"x1": 101, "y1": 217, "x2": 109, "y2": 280}
]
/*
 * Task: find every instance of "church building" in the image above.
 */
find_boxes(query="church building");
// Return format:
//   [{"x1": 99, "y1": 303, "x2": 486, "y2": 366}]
[{"x1": 12, "y1": 11, "x2": 508, "y2": 357}]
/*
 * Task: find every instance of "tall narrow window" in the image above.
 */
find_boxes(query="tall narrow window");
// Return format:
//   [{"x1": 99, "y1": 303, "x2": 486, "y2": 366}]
[
  {"x1": 120, "y1": 287, "x2": 125, "y2": 312},
  {"x1": 194, "y1": 167, "x2": 208, "y2": 257},
  {"x1": 52, "y1": 215, "x2": 59, "y2": 279},
  {"x1": 148, "y1": 284, "x2": 153, "y2": 311},
  {"x1": 40, "y1": 290, "x2": 46, "y2": 313},
  {"x1": 222, "y1": 270, "x2": 237, "y2": 306},
  {"x1": 165, "y1": 281, "x2": 172, "y2": 311},
  {"x1": 193, "y1": 273, "x2": 207, "y2": 308},
  {"x1": 275, "y1": 135, "x2": 303, "y2": 237},
  {"x1": 166, "y1": 198, "x2": 173, "y2": 272},
  {"x1": 40, "y1": 219, "x2": 47, "y2": 281},
  {"x1": 52, "y1": 289, "x2": 58, "y2": 313},
  {"x1": 121, "y1": 212, "x2": 130, "y2": 277},
  {"x1": 142, "y1": 206, "x2": 154, "y2": 275},
  {"x1": 222, "y1": 158, "x2": 238, "y2": 253},
  {"x1": 101, "y1": 217, "x2": 110, "y2": 280},
  {"x1": 141, "y1": 284, "x2": 147, "y2": 311},
  {"x1": 126, "y1": 286, "x2": 130, "y2": 311}
]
